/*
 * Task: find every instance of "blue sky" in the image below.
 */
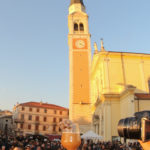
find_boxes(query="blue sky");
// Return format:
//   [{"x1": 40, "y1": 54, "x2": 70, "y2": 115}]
[{"x1": 0, "y1": 0, "x2": 150, "y2": 110}]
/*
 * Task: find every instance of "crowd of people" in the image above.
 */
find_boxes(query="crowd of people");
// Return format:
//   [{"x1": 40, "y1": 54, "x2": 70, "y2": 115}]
[
  {"x1": 79, "y1": 140, "x2": 142, "y2": 150},
  {"x1": 0, "y1": 134, "x2": 61, "y2": 150},
  {"x1": 0, "y1": 134, "x2": 143, "y2": 150}
]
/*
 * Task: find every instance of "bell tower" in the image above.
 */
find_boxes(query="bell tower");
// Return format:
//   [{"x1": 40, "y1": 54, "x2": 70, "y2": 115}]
[{"x1": 68, "y1": 0, "x2": 92, "y2": 132}]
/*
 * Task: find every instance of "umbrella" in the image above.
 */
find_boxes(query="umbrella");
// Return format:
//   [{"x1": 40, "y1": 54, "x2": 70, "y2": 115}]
[{"x1": 81, "y1": 130, "x2": 103, "y2": 140}]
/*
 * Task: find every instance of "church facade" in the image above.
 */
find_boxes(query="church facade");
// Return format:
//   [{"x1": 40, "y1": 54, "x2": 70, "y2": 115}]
[
  {"x1": 91, "y1": 50, "x2": 150, "y2": 141},
  {"x1": 68, "y1": 0, "x2": 150, "y2": 139}
]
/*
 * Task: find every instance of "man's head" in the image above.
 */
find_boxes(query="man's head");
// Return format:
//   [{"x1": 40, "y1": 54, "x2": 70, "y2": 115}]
[
  {"x1": 2, "y1": 145, "x2": 6, "y2": 150},
  {"x1": 36, "y1": 146, "x2": 41, "y2": 150},
  {"x1": 13, "y1": 146, "x2": 23, "y2": 150},
  {"x1": 25, "y1": 145, "x2": 31, "y2": 150}
]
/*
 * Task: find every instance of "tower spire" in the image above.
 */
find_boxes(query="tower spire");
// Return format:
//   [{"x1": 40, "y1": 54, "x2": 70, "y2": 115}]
[{"x1": 70, "y1": 0, "x2": 84, "y2": 6}]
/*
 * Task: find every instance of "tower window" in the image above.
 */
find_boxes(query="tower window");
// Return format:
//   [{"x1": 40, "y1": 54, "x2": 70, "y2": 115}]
[
  {"x1": 21, "y1": 114, "x2": 24, "y2": 120},
  {"x1": 29, "y1": 107, "x2": 32, "y2": 112},
  {"x1": 53, "y1": 125, "x2": 56, "y2": 132},
  {"x1": 22, "y1": 107, "x2": 25, "y2": 111},
  {"x1": 20, "y1": 123, "x2": 23, "y2": 129},
  {"x1": 59, "y1": 118, "x2": 62, "y2": 122},
  {"x1": 79, "y1": 23, "x2": 84, "y2": 31},
  {"x1": 28, "y1": 124, "x2": 31, "y2": 130},
  {"x1": 54, "y1": 110, "x2": 57, "y2": 114},
  {"x1": 28, "y1": 115, "x2": 32, "y2": 121},
  {"x1": 53, "y1": 118, "x2": 56, "y2": 123},
  {"x1": 43, "y1": 126, "x2": 46, "y2": 131},
  {"x1": 35, "y1": 124, "x2": 39, "y2": 131},
  {"x1": 43, "y1": 117, "x2": 47, "y2": 122},
  {"x1": 36, "y1": 116, "x2": 39, "y2": 121},
  {"x1": 74, "y1": 23, "x2": 78, "y2": 31},
  {"x1": 59, "y1": 127, "x2": 61, "y2": 132}
]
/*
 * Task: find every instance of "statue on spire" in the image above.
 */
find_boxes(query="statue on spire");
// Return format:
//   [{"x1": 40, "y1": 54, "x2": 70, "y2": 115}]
[
  {"x1": 94, "y1": 42, "x2": 99, "y2": 54},
  {"x1": 100, "y1": 38, "x2": 106, "y2": 52}
]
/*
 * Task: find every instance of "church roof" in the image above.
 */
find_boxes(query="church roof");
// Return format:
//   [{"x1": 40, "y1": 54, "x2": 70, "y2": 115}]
[
  {"x1": 70, "y1": 0, "x2": 84, "y2": 6},
  {"x1": 107, "y1": 51, "x2": 150, "y2": 55},
  {"x1": 135, "y1": 93, "x2": 150, "y2": 100}
]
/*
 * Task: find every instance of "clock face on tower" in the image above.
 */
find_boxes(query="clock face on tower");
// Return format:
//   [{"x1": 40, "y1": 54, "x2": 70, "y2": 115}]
[
  {"x1": 75, "y1": 40, "x2": 85, "y2": 48},
  {"x1": 73, "y1": 38, "x2": 88, "y2": 49}
]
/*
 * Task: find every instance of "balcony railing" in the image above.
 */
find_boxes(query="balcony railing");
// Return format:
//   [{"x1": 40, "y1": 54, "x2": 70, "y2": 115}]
[
  {"x1": 14, "y1": 119, "x2": 24, "y2": 123},
  {"x1": 34, "y1": 120, "x2": 40, "y2": 124},
  {"x1": 52, "y1": 131, "x2": 57, "y2": 134},
  {"x1": 52, "y1": 122, "x2": 57, "y2": 126}
]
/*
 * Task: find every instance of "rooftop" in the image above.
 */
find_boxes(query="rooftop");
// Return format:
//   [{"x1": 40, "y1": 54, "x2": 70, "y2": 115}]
[
  {"x1": 18, "y1": 102, "x2": 68, "y2": 111},
  {"x1": 135, "y1": 93, "x2": 150, "y2": 100}
]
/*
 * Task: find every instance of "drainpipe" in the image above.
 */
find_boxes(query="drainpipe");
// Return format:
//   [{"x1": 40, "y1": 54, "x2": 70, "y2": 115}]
[
  {"x1": 138, "y1": 97, "x2": 140, "y2": 112},
  {"x1": 135, "y1": 95, "x2": 140, "y2": 112}
]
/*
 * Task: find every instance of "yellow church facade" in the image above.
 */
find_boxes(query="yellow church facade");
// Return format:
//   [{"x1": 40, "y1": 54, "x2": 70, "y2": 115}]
[
  {"x1": 68, "y1": 0, "x2": 150, "y2": 139},
  {"x1": 91, "y1": 48, "x2": 150, "y2": 141},
  {"x1": 91, "y1": 50, "x2": 150, "y2": 97}
]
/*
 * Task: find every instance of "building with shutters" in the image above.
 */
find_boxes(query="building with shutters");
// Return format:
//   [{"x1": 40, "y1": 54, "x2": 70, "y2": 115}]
[{"x1": 13, "y1": 102, "x2": 69, "y2": 136}]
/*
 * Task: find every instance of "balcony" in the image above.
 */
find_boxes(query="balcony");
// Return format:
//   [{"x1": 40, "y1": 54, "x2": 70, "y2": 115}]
[
  {"x1": 34, "y1": 121, "x2": 40, "y2": 125},
  {"x1": 52, "y1": 122, "x2": 57, "y2": 126},
  {"x1": 34, "y1": 130, "x2": 40, "y2": 135},
  {"x1": 14, "y1": 119, "x2": 24, "y2": 123},
  {"x1": 52, "y1": 131, "x2": 58, "y2": 134}
]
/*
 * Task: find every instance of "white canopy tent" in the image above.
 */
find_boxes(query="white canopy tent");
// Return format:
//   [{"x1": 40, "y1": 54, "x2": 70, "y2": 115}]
[{"x1": 81, "y1": 130, "x2": 103, "y2": 140}]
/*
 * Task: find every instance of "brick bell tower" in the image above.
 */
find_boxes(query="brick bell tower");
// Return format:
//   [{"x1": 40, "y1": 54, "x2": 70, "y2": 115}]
[{"x1": 68, "y1": 0, "x2": 92, "y2": 133}]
